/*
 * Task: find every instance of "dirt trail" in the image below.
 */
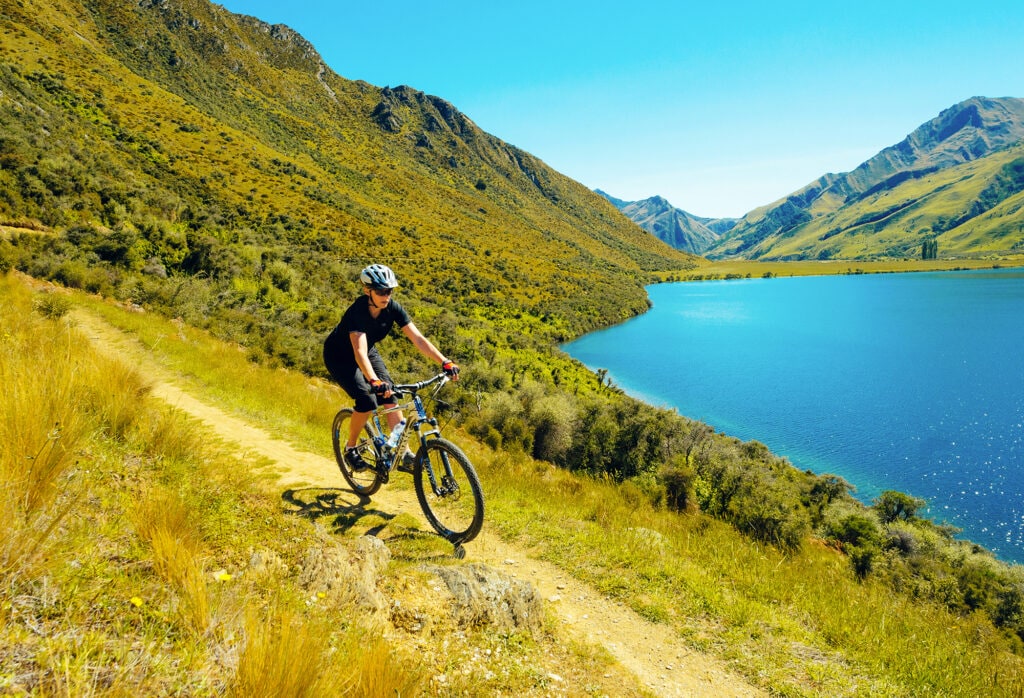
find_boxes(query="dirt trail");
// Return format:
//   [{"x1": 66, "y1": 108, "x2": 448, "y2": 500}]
[{"x1": 73, "y1": 308, "x2": 764, "y2": 698}]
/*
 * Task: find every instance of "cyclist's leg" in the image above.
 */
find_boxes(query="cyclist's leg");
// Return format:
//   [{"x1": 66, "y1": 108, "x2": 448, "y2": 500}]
[
  {"x1": 326, "y1": 361, "x2": 380, "y2": 448},
  {"x1": 347, "y1": 409, "x2": 372, "y2": 446},
  {"x1": 366, "y1": 351, "x2": 402, "y2": 431}
]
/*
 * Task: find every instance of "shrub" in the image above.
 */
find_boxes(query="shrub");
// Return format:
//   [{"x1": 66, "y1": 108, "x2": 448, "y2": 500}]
[
  {"x1": 660, "y1": 454, "x2": 697, "y2": 513},
  {"x1": 0, "y1": 240, "x2": 14, "y2": 272},
  {"x1": 874, "y1": 490, "x2": 927, "y2": 523},
  {"x1": 526, "y1": 393, "x2": 576, "y2": 463},
  {"x1": 33, "y1": 291, "x2": 72, "y2": 318},
  {"x1": 823, "y1": 509, "x2": 884, "y2": 550}
]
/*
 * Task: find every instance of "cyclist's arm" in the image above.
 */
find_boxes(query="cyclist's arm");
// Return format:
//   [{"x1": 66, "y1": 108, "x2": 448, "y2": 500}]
[
  {"x1": 401, "y1": 322, "x2": 451, "y2": 370},
  {"x1": 349, "y1": 331, "x2": 387, "y2": 389}
]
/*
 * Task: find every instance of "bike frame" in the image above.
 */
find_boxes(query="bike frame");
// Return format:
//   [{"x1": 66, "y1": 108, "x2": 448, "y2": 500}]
[{"x1": 367, "y1": 374, "x2": 453, "y2": 492}]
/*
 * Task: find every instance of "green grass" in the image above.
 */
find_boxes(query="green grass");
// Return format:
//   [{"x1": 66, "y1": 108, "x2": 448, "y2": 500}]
[
  {"x1": 475, "y1": 453, "x2": 1024, "y2": 696},
  {"x1": 1, "y1": 273, "x2": 653, "y2": 696},
  {"x1": 679, "y1": 256, "x2": 1024, "y2": 281},
  {"x1": 9, "y1": 273, "x2": 1020, "y2": 697}
]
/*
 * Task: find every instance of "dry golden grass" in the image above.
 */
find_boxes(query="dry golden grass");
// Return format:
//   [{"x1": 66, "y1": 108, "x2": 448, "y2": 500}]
[
  {"x1": 0, "y1": 282, "x2": 84, "y2": 582},
  {"x1": 133, "y1": 487, "x2": 211, "y2": 634}
]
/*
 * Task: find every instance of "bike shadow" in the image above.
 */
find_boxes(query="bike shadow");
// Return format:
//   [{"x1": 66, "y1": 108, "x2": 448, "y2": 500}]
[
  {"x1": 281, "y1": 486, "x2": 378, "y2": 527},
  {"x1": 280, "y1": 487, "x2": 456, "y2": 559}
]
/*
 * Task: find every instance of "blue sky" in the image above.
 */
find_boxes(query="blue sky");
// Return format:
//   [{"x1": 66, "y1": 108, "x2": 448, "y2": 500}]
[{"x1": 218, "y1": 1, "x2": 1024, "y2": 218}]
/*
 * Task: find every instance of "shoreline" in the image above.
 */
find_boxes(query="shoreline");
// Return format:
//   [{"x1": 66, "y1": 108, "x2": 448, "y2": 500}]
[
  {"x1": 565, "y1": 261, "x2": 1024, "y2": 567},
  {"x1": 665, "y1": 255, "x2": 1024, "y2": 282}
]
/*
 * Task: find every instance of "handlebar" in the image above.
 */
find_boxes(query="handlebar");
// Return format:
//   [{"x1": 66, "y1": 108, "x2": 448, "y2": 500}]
[{"x1": 391, "y1": 372, "x2": 450, "y2": 397}]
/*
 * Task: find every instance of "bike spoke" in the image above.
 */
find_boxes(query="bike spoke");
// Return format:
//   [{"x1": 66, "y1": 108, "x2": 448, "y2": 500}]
[
  {"x1": 414, "y1": 439, "x2": 484, "y2": 544},
  {"x1": 332, "y1": 408, "x2": 382, "y2": 496}
]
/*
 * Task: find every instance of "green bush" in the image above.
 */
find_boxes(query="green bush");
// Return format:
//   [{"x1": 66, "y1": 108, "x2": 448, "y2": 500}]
[
  {"x1": 823, "y1": 508, "x2": 884, "y2": 550},
  {"x1": 659, "y1": 454, "x2": 696, "y2": 513},
  {"x1": 33, "y1": 291, "x2": 72, "y2": 318}
]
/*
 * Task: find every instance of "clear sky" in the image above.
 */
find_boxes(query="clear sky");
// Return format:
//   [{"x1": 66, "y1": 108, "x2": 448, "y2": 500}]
[{"x1": 217, "y1": 1, "x2": 1024, "y2": 219}]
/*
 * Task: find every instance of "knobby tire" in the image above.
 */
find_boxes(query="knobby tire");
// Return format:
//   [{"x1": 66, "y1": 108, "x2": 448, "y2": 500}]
[{"x1": 413, "y1": 438, "x2": 484, "y2": 544}]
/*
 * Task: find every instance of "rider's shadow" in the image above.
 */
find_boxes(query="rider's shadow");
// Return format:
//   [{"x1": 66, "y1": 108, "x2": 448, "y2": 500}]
[
  {"x1": 281, "y1": 487, "x2": 398, "y2": 537},
  {"x1": 281, "y1": 486, "x2": 457, "y2": 559}
]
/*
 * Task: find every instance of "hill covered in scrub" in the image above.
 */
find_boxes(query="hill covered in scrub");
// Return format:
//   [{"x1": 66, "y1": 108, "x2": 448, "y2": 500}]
[
  {"x1": 706, "y1": 97, "x2": 1024, "y2": 260},
  {"x1": 4, "y1": 1, "x2": 1024, "y2": 693},
  {"x1": 0, "y1": 0, "x2": 697, "y2": 372}
]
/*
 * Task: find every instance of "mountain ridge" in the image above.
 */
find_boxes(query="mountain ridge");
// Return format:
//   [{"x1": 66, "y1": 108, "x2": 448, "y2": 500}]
[
  {"x1": 595, "y1": 190, "x2": 736, "y2": 254},
  {"x1": 604, "y1": 97, "x2": 1024, "y2": 260},
  {"x1": 707, "y1": 96, "x2": 1024, "y2": 259},
  {"x1": 0, "y1": 0, "x2": 697, "y2": 363}
]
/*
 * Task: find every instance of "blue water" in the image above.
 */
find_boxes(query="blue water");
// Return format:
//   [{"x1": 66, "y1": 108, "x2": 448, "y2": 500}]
[{"x1": 563, "y1": 269, "x2": 1024, "y2": 564}]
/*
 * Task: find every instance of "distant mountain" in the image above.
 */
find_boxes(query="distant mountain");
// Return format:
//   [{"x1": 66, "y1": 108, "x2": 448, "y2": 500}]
[
  {"x1": 596, "y1": 191, "x2": 736, "y2": 255},
  {"x1": 708, "y1": 97, "x2": 1024, "y2": 260}
]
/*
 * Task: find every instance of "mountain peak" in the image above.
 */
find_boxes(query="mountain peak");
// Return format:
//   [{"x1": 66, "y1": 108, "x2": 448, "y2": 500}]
[
  {"x1": 706, "y1": 96, "x2": 1024, "y2": 260},
  {"x1": 913, "y1": 96, "x2": 1024, "y2": 158},
  {"x1": 599, "y1": 191, "x2": 737, "y2": 254}
]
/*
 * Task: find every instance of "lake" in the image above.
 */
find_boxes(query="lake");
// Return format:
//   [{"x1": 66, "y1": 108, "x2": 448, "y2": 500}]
[{"x1": 563, "y1": 268, "x2": 1024, "y2": 564}]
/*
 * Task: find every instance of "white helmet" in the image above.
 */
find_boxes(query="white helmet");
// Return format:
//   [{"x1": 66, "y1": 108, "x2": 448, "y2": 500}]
[{"x1": 360, "y1": 263, "x2": 398, "y2": 290}]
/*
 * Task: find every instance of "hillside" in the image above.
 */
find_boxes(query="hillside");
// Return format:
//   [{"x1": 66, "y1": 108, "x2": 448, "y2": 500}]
[
  {"x1": 0, "y1": 0, "x2": 697, "y2": 368},
  {"x1": 6, "y1": 2, "x2": 1024, "y2": 694},
  {"x1": 707, "y1": 96, "x2": 1024, "y2": 260},
  {"x1": 595, "y1": 190, "x2": 735, "y2": 254},
  {"x1": 66, "y1": 294, "x2": 762, "y2": 697},
  {"x1": 6, "y1": 274, "x2": 1024, "y2": 696}
]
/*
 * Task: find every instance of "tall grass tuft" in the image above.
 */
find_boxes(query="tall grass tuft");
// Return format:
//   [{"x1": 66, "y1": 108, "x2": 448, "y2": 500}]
[
  {"x1": 231, "y1": 609, "x2": 349, "y2": 697},
  {"x1": 133, "y1": 487, "x2": 210, "y2": 634},
  {"x1": 0, "y1": 279, "x2": 85, "y2": 581},
  {"x1": 336, "y1": 628, "x2": 424, "y2": 698}
]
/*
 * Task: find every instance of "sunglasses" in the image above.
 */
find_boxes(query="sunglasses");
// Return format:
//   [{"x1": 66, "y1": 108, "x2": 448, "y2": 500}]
[{"x1": 371, "y1": 287, "x2": 394, "y2": 296}]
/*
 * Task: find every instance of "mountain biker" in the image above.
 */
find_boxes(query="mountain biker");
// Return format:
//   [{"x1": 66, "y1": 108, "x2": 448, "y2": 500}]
[{"x1": 323, "y1": 263, "x2": 459, "y2": 475}]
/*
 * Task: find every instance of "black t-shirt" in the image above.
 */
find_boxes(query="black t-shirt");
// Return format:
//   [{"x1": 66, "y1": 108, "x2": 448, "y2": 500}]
[{"x1": 323, "y1": 295, "x2": 412, "y2": 368}]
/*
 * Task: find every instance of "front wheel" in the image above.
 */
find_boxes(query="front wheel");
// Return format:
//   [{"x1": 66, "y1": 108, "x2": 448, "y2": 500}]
[
  {"x1": 413, "y1": 438, "x2": 484, "y2": 544},
  {"x1": 332, "y1": 408, "x2": 382, "y2": 496}
]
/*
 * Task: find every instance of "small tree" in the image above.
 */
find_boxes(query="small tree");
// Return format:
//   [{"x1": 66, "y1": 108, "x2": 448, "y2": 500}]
[{"x1": 873, "y1": 490, "x2": 926, "y2": 523}]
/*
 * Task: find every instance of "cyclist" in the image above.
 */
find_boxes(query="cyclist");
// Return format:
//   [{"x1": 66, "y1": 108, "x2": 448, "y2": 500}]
[{"x1": 324, "y1": 263, "x2": 459, "y2": 475}]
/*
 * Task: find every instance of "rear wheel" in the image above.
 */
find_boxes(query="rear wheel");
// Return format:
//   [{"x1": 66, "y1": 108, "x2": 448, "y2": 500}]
[
  {"x1": 413, "y1": 438, "x2": 484, "y2": 544},
  {"x1": 332, "y1": 408, "x2": 382, "y2": 496}
]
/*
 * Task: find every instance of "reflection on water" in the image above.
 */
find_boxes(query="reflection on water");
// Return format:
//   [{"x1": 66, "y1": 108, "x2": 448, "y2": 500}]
[{"x1": 564, "y1": 269, "x2": 1024, "y2": 563}]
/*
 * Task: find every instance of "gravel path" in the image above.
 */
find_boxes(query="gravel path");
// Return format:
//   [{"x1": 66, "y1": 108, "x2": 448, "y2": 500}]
[{"x1": 73, "y1": 308, "x2": 764, "y2": 697}]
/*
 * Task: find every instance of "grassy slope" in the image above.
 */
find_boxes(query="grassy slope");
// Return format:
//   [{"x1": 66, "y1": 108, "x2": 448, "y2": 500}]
[
  {"x1": 1, "y1": 273, "x2": 653, "y2": 697},
  {"x1": 0, "y1": 0, "x2": 695, "y2": 333},
  {"x1": 5, "y1": 273, "x2": 1024, "y2": 696},
  {"x1": 714, "y1": 143, "x2": 1024, "y2": 261},
  {"x1": 768, "y1": 146, "x2": 1024, "y2": 260}
]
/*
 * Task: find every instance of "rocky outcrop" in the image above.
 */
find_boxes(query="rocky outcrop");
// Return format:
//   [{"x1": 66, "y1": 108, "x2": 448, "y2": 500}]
[
  {"x1": 424, "y1": 562, "x2": 544, "y2": 634},
  {"x1": 297, "y1": 533, "x2": 392, "y2": 612}
]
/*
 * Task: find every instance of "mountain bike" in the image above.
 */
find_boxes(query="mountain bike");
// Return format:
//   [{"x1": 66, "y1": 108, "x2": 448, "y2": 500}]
[{"x1": 331, "y1": 372, "x2": 484, "y2": 555}]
